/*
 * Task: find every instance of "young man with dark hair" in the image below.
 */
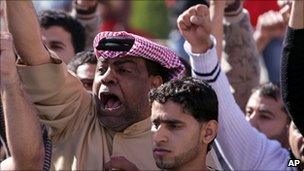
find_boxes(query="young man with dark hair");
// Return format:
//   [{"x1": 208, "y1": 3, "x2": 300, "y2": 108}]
[
  {"x1": 246, "y1": 83, "x2": 291, "y2": 148},
  {"x1": 39, "y1": 10, "x2": 86, "y2": 63},
  {"x1": 149, "y1": 77, "x2": 218, "y2": 170}
]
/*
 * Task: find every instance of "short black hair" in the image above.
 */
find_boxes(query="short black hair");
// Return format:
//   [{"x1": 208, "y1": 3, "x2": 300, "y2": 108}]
[
  {"x1": 144, "y1": 59, "x2": 171, "y2": 83},
  {"x1": 68, "y1": 50, "x2": 97, "y2": 74},
  {"x1": 149, "y1": 77, "x2": 218, "y2": 151},
  {"x1": 252, "y1": 82, "x2": 288, "y2": 113},
  {"x1": 39, "y1": 10, "x2": 86, "y2": 53}
]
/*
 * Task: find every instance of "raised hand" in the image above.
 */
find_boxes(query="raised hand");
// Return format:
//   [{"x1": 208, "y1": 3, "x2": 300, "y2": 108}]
[
  {"x1": 256, "y1": 10, "x2": 286, "y2": 40},
  {"x1": 254, "y1": 10, "x2": 287, "y2": 53},
  {"x1": 177, "y1": 4, "x2": 212, "y2": 54}
]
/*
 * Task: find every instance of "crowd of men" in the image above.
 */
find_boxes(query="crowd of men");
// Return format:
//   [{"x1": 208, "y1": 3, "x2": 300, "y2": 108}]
[{"x1": 0, "y1": 0, "x2": 303, "y2": 170}]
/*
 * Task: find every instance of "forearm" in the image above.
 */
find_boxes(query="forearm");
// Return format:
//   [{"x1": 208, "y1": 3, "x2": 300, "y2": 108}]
[
  {"x1": 210, "y1": 2, "x2": 224, "y2": 58},
  {"x1": 222, "y1": 9, "x2": 260, "y2": 111},
  {"x1": 1, "y1": 81, "x2": 44, "y2": 170},
  {"x1": 289, "y1": 0, "x2": 304, "y2": 29},
  {"x1": 254, "y1": 31, "x2": 271, "y2": 53},
  {"x1": 6, "y1": 0, "x2": 49, "y2": 65}
]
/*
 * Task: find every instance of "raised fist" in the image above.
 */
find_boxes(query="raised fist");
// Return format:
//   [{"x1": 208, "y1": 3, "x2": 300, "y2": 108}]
[
  {"x1": 256, "y1": 10, "x2": 286, "y2": 40},
  {"x1": 177, "y1": 4, "x2": 212, "y2": 53}
]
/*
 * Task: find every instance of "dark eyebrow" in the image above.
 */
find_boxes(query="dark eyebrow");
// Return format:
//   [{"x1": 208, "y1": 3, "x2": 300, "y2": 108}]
[
  {"x1": 152, "y1": 117, "x2": 184, "y2": 125},
  {"x1": 50, "y1": 41, "x2": 66, "y2": 48},
  {"x1": 259, "y1": 109, "x2": 274, "y2": 116},
  {"x1": 113, "y1": 59, "x2": 137, "y2": 66}
]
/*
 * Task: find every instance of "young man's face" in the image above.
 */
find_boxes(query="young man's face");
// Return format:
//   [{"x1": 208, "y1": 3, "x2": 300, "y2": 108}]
[
  {"x1": 41, "y1": 26, "x2": 75, "y2": 64},
  {"x1": 246, "y1": 92, "x2": 290, "y2": 148},
  {"x1": 76, "y1": 63, "x2": 96, "y2": 91},
  {"x1": 289, "y1": 122, "x2": 304, "y2": 162},
  {"x1": 93, "y1": 56, "x2": 161, "y2": 132},
  {"x1": 151, "y1": 100, "x2": 207, "y2": 170}
]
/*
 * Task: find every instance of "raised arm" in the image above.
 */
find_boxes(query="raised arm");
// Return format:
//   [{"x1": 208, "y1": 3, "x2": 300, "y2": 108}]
[
  {"x1": 6, "y1": 0, "x2": 50, "y2": 65},
  {"x1": 281, "y1": 0, "x2": 304, "y2": 135},
  {"x1": 0, "y1": 30, "x2": 44, "y2": 170},
  {"x1": 209, "y1": 0, "x2": 225, "y2": 58},
  {"x1": 178, "y1": 4, "x2": 291, "y2": 170},
  {"x1": 4, "y1": 0, "x2": 92, "y2": 142},
  {"x1": 221, "y1": 1, "x2": 260, "y2": 111}
]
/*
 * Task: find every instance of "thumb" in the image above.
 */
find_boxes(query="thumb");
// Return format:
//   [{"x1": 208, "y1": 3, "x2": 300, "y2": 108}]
[{"x1": 190, "y1": 15, "x2": 200, "y2": 25}]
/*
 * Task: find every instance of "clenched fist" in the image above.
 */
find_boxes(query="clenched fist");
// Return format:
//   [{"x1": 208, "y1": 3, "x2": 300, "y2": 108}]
[{"x1": 177, "y1": 4, "x2": 213, "y2": 53}]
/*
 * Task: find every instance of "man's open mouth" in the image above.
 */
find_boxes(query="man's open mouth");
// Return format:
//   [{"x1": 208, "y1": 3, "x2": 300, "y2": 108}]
[{"x1": 99, "y1": 92, "x2": 122, "y2": 111}]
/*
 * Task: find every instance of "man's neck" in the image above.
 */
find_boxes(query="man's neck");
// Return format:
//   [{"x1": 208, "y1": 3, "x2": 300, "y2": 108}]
[
  {"x1": 168, "y1": 156, "x2": 208, "y2": 171},
  {"x1": 175, "y1": 163, "x2": 208, "y2": 171}
]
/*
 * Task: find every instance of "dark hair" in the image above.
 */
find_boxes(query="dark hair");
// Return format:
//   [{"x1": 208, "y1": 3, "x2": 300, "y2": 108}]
[
  {"x1": 252, "y1": 83, "x2": 288, "y2": 113},
  {"x1": 39, "y1": 10, "x2": 86, "y2": 53},
  {"x1": 144, "y1": 59, "x2": 170, "y2": 83},
  {"x1": 67, "y1": 50, "x2": 97, "y2": 73},
  {"x1": 149, "y1": 77, "x2": 218, "y2": 151}
]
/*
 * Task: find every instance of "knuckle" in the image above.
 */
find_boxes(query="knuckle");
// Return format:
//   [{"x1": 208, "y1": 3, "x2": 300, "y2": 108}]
[
  {"x1": 181, "y1": 13, "x2": 188, "y2": 20},
  {"x1": 177, "y1": 16, "x2": 182, "y2": 24}
]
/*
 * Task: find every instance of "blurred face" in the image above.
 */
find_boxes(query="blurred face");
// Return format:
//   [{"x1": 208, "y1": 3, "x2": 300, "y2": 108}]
[
  {"x1": 76, "y1": 63, "x2": 96, "y2": 91},
  {"x1": 41, "y1": 26, "x2": 75, "y2": 63},
  {"x1": 93, "y1": 57, "x2": 158, "y2": 132},
  {"x1": 246, "y1": 92, "x2": 290, "y2": 147},
  {"x1": 289, "y1": 122, "x2": 304, "y2": 162},
  {"x1": 151, "y1": 100, "x2": 208, "y2": 170}
]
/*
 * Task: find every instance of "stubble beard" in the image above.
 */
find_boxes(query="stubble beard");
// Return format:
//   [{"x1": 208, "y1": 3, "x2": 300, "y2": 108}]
[{"x1": 155, "y1": 143, "x2": 200, "y2": 170}]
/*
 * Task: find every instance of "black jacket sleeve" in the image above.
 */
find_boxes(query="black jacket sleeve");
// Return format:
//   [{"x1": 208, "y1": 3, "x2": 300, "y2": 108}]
[{"x1": 281, "y1": 27, "x2": 304, "y2": 135}]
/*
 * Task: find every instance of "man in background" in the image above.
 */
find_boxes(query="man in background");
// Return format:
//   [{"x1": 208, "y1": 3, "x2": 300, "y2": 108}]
[
  {"x1": 39, "y1": 10, "x2": 86, "y2": 63},
  {"x1": 246, "y1": 83, "x2": 290, "y2": 148}
]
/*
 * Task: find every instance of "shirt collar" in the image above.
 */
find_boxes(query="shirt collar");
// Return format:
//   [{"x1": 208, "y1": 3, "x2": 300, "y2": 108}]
[{"x1": 120, "y1": 117, "x2": 152, "y2": 137}]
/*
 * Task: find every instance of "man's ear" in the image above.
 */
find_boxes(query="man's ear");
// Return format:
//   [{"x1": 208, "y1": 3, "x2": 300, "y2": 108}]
[
  {"x1": 150, "y1": 75, "x2": 163, "y2": 88},
  {"x1": 200, "y1": 120, "x2": 218, "y2": 145}
]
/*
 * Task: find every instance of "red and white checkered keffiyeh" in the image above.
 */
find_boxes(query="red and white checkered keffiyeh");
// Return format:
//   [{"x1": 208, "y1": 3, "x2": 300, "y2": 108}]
[{"x1": 93, "y1": 31, "x2": 185, "y2": 80}]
